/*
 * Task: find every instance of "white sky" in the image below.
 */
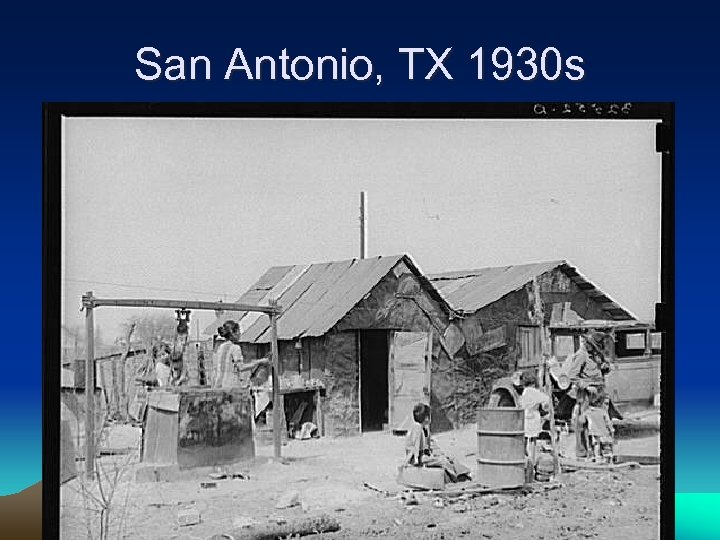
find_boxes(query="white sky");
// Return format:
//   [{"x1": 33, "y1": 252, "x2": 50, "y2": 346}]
[{"x1": 61, "y1": 117, "x2": 662, "y2": 343}]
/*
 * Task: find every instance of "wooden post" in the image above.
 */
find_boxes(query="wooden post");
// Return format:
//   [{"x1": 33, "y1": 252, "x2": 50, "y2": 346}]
[
  {"x1": 545, "y1": 355, "x2": 560, "y2": 476},
  {"x1": 452, "y1": 354, "x2": 458, "y2": 433},
  {"x1": 269, "y1": 298, "x2": 282, "y2": 459},
  {"x1": 83, "y1": 292, "x2": 96, "y2": 478},
  {"x1": 118, "y1": 323, "x2": 136, "y2": 422}
]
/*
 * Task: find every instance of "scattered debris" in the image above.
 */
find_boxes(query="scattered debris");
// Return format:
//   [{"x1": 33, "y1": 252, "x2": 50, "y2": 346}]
[
  {"x1": 432, "y1": 482, "x2": 528, "y2": 500},
  {"x1": 177, "y1": 505, "x2": 201, "y2": 527},
  {"x1": 225, "y1": 514, "x2": 340, "y2": 539},
  {"x1": 362, "y1": 482, "x2": 392, "y2": 497},
  {"x1": 531, "y1": 481, "x2": 564, "y2": 493},
  {"x1": 275, "y1": 490, "x2": 301, "y2": 509},
  {"x1": 231, "y1": 516, "x2": 256, "y2": 529},
  {"x1": 402, "y1": 492, "x2": 419, "y2": 506},
  {"x1": 147, "y1": 502, "x2": 173, "y2": 508}
]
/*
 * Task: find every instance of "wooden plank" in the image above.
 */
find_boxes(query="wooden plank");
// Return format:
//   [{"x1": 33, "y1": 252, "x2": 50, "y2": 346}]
[
  {"x1": 476, "y1": 326, "x2": 506, "y2": 354},
  {"x1": 227, "y1": 514, "x2": 340, "y2": 540},
  {"x1": 560, "y1": 458, "x2": 640, "y2": 471},
  {"x1": 88, "y1": 297, "x2": 281, "y2": 314},
  {"x1": 615, "y1": 454, "x2": 660, "y2": 465}
]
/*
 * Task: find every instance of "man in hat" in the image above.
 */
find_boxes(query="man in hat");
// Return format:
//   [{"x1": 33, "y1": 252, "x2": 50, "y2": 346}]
[{"x1": 567, "y1": 331, "x2": 611, "y2": 458}]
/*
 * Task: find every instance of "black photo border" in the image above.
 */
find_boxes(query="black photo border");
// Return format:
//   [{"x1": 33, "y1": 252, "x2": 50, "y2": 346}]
[{"x1": 43, "y1": 102, "x2": 674, "y2": 540}]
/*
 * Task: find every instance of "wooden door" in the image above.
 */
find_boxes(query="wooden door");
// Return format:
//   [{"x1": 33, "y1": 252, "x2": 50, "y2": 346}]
[{"x1": 389, "y1": 331, "x2": 432, "y2": 432}]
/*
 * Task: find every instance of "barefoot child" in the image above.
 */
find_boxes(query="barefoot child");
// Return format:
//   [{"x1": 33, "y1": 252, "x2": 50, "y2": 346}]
[
  {"x1": 583, "y1": 393, "x2": 615, "y2": 462},
  {"x1": 403, "y1": 403, "x2": 470, "y2": 482}
]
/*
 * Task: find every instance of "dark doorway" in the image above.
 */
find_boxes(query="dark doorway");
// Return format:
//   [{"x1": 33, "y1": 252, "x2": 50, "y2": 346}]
[{"x1": 360, "y1": 330, "x2": 389, "y2": 431}]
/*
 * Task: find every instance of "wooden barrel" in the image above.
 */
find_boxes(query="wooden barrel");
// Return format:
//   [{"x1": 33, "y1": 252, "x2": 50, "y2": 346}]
[{"x1": 476, "y1": 407, "x2": 526, "y2": 488}]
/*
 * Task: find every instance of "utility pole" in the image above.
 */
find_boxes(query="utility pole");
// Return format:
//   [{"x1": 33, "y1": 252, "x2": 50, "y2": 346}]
[{"x1": 360, "y1": 191, "x2": 368, "y2": 259}]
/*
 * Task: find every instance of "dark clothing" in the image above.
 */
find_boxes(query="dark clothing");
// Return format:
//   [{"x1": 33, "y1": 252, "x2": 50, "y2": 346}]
[
  {"x1": 568, "y1": 345, "x2": 609, "y2": 458},
  {"x1": 574, "y1": 384, "x2": 606, "y2": 457},
  {"x1": 567, "y1": 347, "x2": 605, "y2": 387}
]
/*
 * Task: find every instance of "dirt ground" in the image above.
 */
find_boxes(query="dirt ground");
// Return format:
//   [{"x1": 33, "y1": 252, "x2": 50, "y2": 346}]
[{"x1": 60, "y1": 415, "x2": 660, "y2": 540}]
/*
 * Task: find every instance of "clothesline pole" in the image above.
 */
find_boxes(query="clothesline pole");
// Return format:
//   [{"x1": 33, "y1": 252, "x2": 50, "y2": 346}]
[{"x1": 83, "y1": 292, "x2": 96, "y2": 478}]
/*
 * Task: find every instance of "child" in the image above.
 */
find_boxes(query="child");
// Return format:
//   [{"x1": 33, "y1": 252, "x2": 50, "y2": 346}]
[
  {"x1": 583, "y1": 393, "x2": 615, "y2": 462},
  {"x1": 403, "y1": 403, "x2": 470, "y2": 482},
  {"x1": 518, "y1": 371, "x2": 551, "y2": 463},
  {"x1": 404, "y1": 403, "x2": 431, "y2": 466},
  {"x1": 153, "y1": 342, "x2": 172, "y2": 387}
]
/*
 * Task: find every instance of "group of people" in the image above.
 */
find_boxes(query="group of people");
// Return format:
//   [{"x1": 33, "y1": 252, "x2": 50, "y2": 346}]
[
  {"x1": 150, "y1": 319, "x2": 271, "y2": 390},
  {"x1": 511, "y1": 331, "x2": 616, "y2": 463},
  {"x1": 399, "y1": 330, "x2": 615, "y2": 486},
  {"x1": 567, "y1": 331, "x2": 615, "y2": 462},
  {"x1": 149, "y1": 317, "x2": 615, "y2": 478}
]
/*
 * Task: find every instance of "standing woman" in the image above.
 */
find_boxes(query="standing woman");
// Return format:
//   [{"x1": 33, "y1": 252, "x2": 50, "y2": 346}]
[{"x1": 212, "y1": 320, "x2": 269, "y2": 388}]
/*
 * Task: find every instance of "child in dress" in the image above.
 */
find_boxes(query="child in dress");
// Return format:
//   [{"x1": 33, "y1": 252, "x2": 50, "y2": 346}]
[
  {"x1": 518, "y1": 371, "x2": 551, "y2": 463},
  {"x1": 583, "y1": 393, "x2": 615, "y2": 462}
]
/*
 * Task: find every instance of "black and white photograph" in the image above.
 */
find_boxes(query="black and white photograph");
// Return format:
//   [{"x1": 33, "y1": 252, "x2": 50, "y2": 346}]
[{"x1": 55, "y1": 105, "x2": 666, "y2": 540}]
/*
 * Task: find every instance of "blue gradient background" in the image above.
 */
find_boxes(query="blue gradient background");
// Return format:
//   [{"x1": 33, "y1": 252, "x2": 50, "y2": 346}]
[{"x1": 1, "y1": 4, "x2": 714, "y2": 537}]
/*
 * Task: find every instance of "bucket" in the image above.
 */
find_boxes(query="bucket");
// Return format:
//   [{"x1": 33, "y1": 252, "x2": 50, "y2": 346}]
[{"x1": 476, "y1": 407, "x2": 526, "y2": 488}]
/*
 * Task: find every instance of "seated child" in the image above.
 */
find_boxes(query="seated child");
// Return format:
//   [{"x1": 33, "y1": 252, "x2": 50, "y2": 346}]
[
  {"x1": 582, "y1": 393, "x2": 615, "y2": 462},
  {"x1": 404, "y1": 403, "x2": 470, "y2": 482}
]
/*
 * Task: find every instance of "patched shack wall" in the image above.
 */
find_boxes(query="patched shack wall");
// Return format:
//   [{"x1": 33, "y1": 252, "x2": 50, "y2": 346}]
[
  {"x1": 242, "y1": 260, "x2": 463, "y2": 435},
  {"x1": 451, "y1": 285, "x2": 533, "y2": 424},
  {"x1": 536, "y1": 268, "x2": 611, "y2": 323},
  {"x1": 332, "y1": 262, "x2": 457, "y2": 433},
  {"x1": 447, "y1": 267, "x2": 626, "y2": 423}
]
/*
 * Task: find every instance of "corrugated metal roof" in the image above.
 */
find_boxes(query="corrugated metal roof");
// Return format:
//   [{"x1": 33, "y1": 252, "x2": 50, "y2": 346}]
[
  {"x1": 429, "y1": 260, "x2": 635, "y2": 320},
  {"x1": 206, "y1": 255, "x2": 409, "y2": 343}
]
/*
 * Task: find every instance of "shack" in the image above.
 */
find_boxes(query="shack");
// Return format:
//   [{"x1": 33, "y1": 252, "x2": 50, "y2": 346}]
[
  {"x1": 427, "y1": 260, "x2": 638, "y2": 422},
  {"x1": 207, "y1": 255, "x2": 463, "y2": 435}
]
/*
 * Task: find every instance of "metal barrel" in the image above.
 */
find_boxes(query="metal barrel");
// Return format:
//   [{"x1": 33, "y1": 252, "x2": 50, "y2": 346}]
[{"x1": 476, "y1": 407, "x2": 526, "y2": 488}]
